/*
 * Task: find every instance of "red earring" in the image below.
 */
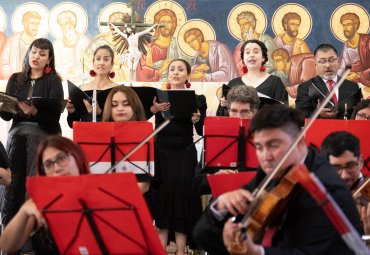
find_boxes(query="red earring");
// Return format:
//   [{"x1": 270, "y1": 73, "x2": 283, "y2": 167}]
[
  {"x1": 166, "y1": 83, "x2": 171, "y2": 89},
  {"x1": 242, "y1": 66, "x2": 248, "y2": 74},
  {"x1": 89, "y1": 70, "x2": 96, "y2": 77},
  {"x1": 44, "y1": 64, "x2": 51, "y2": 74},
  {"x1": 260, "y1": 65, "x2": 266, "y2": 72},
  {"x1": 109, "y1": 71, "x2": 115, "y2": 79},
  {"x1": 185, "y1": 81, "x2": 191, "y2": 88}
]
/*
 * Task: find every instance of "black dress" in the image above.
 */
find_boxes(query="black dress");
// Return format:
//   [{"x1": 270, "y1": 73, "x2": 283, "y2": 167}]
[
  {"x1": 228, "y1": 75, "x2": 288, "y2": 104},
  {"x1": 0, "y1": 73, "x2": 63, "y2": 225},
  {"x1": 150, "y1": 94, "x2": 207, "y2": 235},
  {"x1": 216, "y1": 75, "x2": 288, "y2": 116}
]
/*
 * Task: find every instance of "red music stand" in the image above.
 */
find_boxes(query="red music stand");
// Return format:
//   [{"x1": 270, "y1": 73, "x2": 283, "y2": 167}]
[
  {"x1": 204, "y1": 117, "x2": 258, "y2": 170},
  {"x1": 305, "y1": 119, "x2": 370, "y2": 175},
  {"x1": 27, "y1": 173, "x2": 165, "y2": 255},
  {"x1": 207, "y1": 172, "x2": 257, "y2": 197},
  {"x1": 73, "y1": 122, "x2": 154, "y2": 176}
]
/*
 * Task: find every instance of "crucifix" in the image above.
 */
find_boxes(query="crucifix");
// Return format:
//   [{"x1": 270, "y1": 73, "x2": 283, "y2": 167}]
[{"x1": 100, "y1": 0, "x2": 159, "y2": 85}]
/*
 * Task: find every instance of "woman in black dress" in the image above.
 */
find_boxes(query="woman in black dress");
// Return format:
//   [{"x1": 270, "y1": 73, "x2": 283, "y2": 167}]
[
  {"x1": 0, "y1": 38, "x2": 64, "y2": 225},
  {"x1": 149, "y1": 59, "x2": 207, "y2": 254},
  {"x1": 218, "y1": 39, "x2": 288, "y2": 115}
]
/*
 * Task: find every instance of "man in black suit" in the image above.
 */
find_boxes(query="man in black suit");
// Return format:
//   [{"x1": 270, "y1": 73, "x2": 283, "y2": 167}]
[
  {"x1": 194, "y1": 105, "x2": 363, "y2": 255},
  {"x1": 296, "y1": 44, "x2": 362, "y2": 119}
]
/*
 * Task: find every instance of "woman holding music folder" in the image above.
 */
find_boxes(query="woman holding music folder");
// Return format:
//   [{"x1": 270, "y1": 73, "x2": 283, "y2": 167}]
[
  {"x1": 0, "y1": 135, "x2": 89, "y2": 254},
  {"x1": 66, "y1": 45, "x2": 118, "y2": 127},
  {"x1": 102, "y1": 85, "x2": 152, "y2": 193},
  {"x1": 0, "y1": 38, "x2": 64, "y2": 226},
  {"x1": 217, "y1": 39, "x2": 288, "y2": 115},
  {"x1": 148, "y1": 59, "x2": 207, "y2": 254}
]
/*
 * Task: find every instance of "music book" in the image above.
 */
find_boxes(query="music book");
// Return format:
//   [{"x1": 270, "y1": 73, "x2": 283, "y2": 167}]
[
  {"x1": 257, "y1": 92, "x2": 284, "y2": 107},
  {"x1": 0, "y1": 92, "x2": 67, "y2": 114},
  {"x1": 337, "y1": 88, "x2": 362, "y2": 114},
  {"x1": 68, "y1": 81, "x2": 157, "y2": 119},
  {"x1": 208, "y1": 172, "x2": 256, "y2": 197},
  {"x1": 27, "y1": 173, "x2": 165, "y2": 255},
  {"x1": 0, "y1": 142, "x2": 9, "y2": 169},
  {"x1": 156, "y1": 89, "x2": 197, "y2": 119}
]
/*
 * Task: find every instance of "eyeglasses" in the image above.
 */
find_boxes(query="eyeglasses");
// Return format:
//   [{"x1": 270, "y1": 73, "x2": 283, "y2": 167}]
[
  {"x1": 332, "y1": 161, "x2": 359, "y2": 174},
  {"x1": 316, "y1": 57, "x2": 338, "y2": 65},
  {"x1": 42, "y1": 152, "x2": 70, "y2": 172},
  {"x1": 356, "y1": 112, "x2": 370, "y2": 120},
  {"x1": 229, "y1": 109, "x2": 253, "y2": 117}
]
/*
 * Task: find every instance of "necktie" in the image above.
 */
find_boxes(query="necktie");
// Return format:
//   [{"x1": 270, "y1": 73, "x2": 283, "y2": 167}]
[{"x1": 327, "y1": 80, "x2": 338, "y2": 104}]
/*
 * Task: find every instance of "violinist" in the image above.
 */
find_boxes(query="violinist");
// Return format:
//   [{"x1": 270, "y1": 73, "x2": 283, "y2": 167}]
[
  {"x1": 206, "y1": 105, "x2": 361, "y2": 255},
  {"x1": 321, "y1": 131, "x2": 370, "y2": 235},
  {"x1": 320, "y1": 131, "x2": 364, "y2": 190}
]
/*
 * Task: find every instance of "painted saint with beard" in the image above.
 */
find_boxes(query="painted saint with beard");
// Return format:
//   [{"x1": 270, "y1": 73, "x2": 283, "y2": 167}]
[
  {"x1": 232, "y1": 11, "x2": 276, "y2": 75},
  {"x1": 337, "y1": 12, "x2": 370, "y2": 87},
  {"x1": 274, "y1": 12, "x2": 310, "y2": 56},
  {"x1": 52, "y1": 10, "x2": 90, "y2": 82}
]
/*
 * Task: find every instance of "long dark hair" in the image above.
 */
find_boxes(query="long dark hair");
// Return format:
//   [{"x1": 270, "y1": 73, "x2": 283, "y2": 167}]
[
  {"x1": 102, "y1": 86, "x2": 147, "y2": 122},
  {"x1": 36, "y1": 135, "x2": 90, "y2": 176},
  {"x1": 17, "y1": 38, "x2": 58, "y2": 84}
]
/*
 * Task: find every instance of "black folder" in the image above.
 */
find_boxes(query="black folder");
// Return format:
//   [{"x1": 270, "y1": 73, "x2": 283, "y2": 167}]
[
  {"x1": 337, "y1": 88, "x2": 363, "y2": 114},
  {"x1": 0, "y1": 92, "x2": 67, "y2": 114},
  {"x1": 156, "y1": 89, "x2": 197, "y2": 119},
  {"x1": 0, "y1": 142, "x2": 9, "y2": 169},
  {"x1": 68, "y1": 81, "x2": 157, "y2": 119}
]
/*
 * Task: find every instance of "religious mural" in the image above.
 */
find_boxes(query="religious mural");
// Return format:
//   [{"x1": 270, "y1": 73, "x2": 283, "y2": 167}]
[{"x1": 0, "y1": 0, "x2": 368, "y2": 98}]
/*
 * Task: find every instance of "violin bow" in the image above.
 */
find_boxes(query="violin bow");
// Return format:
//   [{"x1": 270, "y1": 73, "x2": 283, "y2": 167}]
[
  {"x1": 291, "y1": 164, "x2": 370, "y2": 255},
  {"x1": 105, "y1": 119, "x2": 170, "y2": 174}
]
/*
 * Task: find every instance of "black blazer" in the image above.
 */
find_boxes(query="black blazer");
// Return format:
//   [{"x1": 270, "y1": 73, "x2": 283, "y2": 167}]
[{"x1": 296, "y1": 76, "x2": 362, "y2": 119}]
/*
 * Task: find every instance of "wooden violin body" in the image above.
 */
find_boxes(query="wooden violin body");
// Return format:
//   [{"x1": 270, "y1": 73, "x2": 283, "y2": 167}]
[{"x1": 228, "y1": 167, "x2": 300, "y2": 254}]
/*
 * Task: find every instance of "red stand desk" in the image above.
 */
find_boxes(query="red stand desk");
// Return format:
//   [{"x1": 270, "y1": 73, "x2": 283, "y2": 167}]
[
  {"x1": 73, "y1": 122, "x2": 154, "y2": 176},
  {"x1": 305, "y1": 119, "x2": 369, "y2": 175},
  {"x1": 27, "y1": 173, "x2": 165, "y2": 255}
]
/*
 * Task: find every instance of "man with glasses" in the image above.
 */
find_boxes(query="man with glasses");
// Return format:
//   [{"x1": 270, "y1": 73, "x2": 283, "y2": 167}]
[
  {"x1": 321, "y1": 131, "x2": 370, "y2": 236},
  {"x1": 321, "y1": 131, "x2": 364, "y2": 190},
  {"x1": 296, "y1": 43, "x2": 362, "y2": 119}
]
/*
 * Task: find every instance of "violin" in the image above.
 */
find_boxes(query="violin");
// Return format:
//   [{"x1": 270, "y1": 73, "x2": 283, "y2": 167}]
[
  {"x1": 227, "y1": 67, "x2": 370, "y2": 254},
  {"x1": 353, "y1": 177, "x2": 370, "y2": 208}
]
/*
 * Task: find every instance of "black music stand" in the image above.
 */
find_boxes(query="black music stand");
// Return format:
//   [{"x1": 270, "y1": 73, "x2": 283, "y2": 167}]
[{"x1": 27, "y1": 173, "x2": 165, "y2": 255}]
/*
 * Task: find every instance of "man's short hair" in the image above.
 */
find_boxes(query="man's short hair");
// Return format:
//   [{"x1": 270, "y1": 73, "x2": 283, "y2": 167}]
[
  {"x1": 184, "y1": 28, "x2": 204, "y2": 42},
  {"x1": 313, "y1": 43, "x2": 338, "y2": 57},
  {"x1": 340, "y1": 12, "x2": 360, "y2": 28},
  {"x1": 321, "y1": 131, "x2": 360, "y2": 159},
  {"x1": 249, "y1": 105, "x2": 304, "y2": 138},
  {"x1": 237, "y1": 11, "x2": 256, "y2": 30},
  {"x1": 282, "y1": 12, "x2": 301, "y2": 28},
  {"x1": 227, "y1": 85, "x2": 260, "y2": 110},
  {"x1": 272, "y1": 48, "x2": 290, "y2": 61},
  {"x1": 22, "y1": 11, "x2": 41, "y2": 23}
]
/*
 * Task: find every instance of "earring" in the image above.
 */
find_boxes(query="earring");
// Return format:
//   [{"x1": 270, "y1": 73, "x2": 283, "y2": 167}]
[
  {"x1": 260, "y1": 65, "x2": 266, "y2": 72},
  {"x1": 89, "y1": 70, "x2": 96, "y2": 77},
  {"x1": 242, "y1": 66, "x2": 248, "y2": 74},
  {"x1": 44, "y1": 64, "x2": 51, "y2": 74},
  {"x1": 109, "y1": 71, "x2": 115, "y2": 79},
  {"x1": 166, "y1": 83, "x2": 171, "y2": 89},
  {"x1": 185, "y1": 81, "x2": 191, "y2": 88}
]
